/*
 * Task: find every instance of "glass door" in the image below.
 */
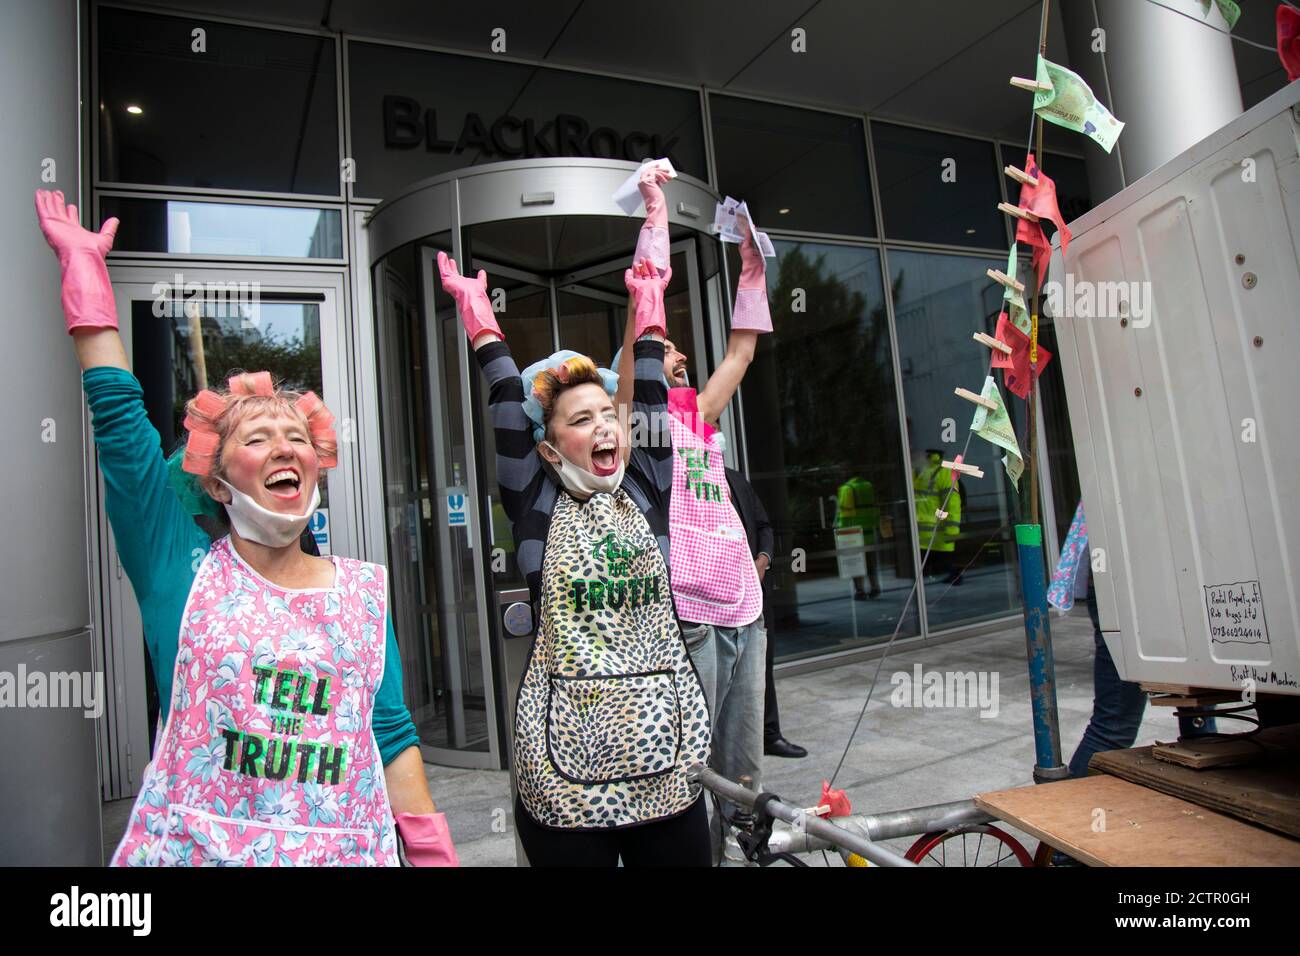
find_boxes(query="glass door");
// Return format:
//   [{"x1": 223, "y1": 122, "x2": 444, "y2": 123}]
[
  {"x1": 95, "y1": 267, "x2": 350, "y2": 799},
  {"x1": 370, "y1": 237, "x2": 503, "y2": 768}
]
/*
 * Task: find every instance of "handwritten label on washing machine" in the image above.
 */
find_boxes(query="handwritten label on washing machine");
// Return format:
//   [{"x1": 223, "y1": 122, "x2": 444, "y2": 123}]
[{"x1": 1203, "y1": 580, "x2": 1269, "y2": 646}]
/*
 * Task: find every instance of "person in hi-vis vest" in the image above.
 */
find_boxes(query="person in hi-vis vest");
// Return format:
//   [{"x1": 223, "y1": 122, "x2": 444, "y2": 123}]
[
  {"x1": 913, "y1": 449, "x2": 962, "y2": 583},
  {"x1": 835, "y1": 475, "x2": 881, "y2": 599}
]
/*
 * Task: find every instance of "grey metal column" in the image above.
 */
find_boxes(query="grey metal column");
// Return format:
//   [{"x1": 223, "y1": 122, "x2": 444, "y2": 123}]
[
  {"x1": 1061, "y1": 0, "x2": 1243, "y2": 201},
  {"x1": 0, "y1": 0, "x2": 103, "y2": 865}
]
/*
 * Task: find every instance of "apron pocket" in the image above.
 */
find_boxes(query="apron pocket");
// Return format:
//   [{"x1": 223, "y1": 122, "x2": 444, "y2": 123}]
[
  {"x1": 161, "y1": 803, "x2": 374, "y2": 866},
  {"x1": 546, "y1": 670, "x2": 681, "y2": 785},
  {"x1": 670, "y1": 524, "x2": 748, "y2": 609}
]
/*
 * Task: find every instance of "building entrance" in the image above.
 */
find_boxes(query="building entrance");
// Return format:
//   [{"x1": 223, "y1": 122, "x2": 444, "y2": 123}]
[{"x1": 366, "y1": 159, "x2": 727, "y2": 769}]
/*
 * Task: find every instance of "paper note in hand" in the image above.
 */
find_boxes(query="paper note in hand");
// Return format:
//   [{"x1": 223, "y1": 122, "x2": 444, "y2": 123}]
[
  {"x1": 712, "y1": 196, "x2": 743, "y2": 242},
  {"x1": 1033, "y1": 56, "x2": 1124, "y2": 153},
  {"x1": 612, "y1": 158, "x2": 677, "y2": 215},
  {"x1": 716, "y1": 200, "x2": 776, "y2": 257},
  {"x1": 737, "y1": 201, "x2": 767, "y2": 253}
]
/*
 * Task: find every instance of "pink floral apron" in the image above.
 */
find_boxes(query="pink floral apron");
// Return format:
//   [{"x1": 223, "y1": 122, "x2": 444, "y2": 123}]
[
  {"x1": 667, "y1": 389, "x2": 763, "y2": 629},
  {"x1": 110, "y1": 536, "x2": 399, "y2": 867}
]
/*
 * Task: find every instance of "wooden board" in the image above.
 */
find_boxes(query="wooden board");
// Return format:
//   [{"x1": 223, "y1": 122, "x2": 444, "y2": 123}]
[
  {"x1": 1151, "y1": 724, "x2": 1300, "y2": 769},
  {"x1": 1091, "y1": 743, "x2": 1300, "y2": 839},
  {"x1": 1147, "y1": 690, "x2": 1240, "y2": 708},
  {"x1": 976, "y1": 776, "x2": 1300, "y2": 866},
  {"x1": 1140, "y1": 682, "x2": 1202, "y2": 695}
]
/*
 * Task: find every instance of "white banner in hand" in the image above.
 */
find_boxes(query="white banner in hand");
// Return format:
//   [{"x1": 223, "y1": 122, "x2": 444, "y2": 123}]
[{"x1": 612, "y1": 158, "x2": 677, "y2": 215}]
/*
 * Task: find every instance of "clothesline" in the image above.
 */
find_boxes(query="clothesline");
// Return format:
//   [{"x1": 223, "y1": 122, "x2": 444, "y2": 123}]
[{"x1": 1144, "y1": 0, "x2": 1291, "y2": 54}]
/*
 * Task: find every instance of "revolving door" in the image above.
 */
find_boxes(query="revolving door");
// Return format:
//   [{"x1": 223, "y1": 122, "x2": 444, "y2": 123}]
[{"x1": 366, "y1": 159, "x2": 729, "y2": 769}]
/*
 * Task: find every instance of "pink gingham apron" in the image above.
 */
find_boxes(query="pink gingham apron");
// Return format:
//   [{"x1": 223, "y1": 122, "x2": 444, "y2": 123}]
[{"x1": 667, "y1": 389, "x2": 763, "y2": 628}]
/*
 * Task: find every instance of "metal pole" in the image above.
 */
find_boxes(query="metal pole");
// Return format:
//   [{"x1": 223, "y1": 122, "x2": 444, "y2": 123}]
[
  {"x1": 767, "y1": 800, "x2": 994, "y2": 855},
  {"x1": 1018, "y1": 0, "x2": 1068, "y2": 785},
  {"x1": 1028, "y1": 0, "x2": 1048, "y2": 526},
  {"x1": 689, "y1": 767, "x2": 918, "y2": 867}
]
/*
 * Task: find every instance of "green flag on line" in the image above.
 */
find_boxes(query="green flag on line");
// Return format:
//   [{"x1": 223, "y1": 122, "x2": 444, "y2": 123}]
[
  {"x1": 1033, "y1": 56, "x2": 1125, "y2": 153},
  {"x1": 969, "y1": 375, "x2": 1025, "y2": 488},
  {"x1": 1199, "y1": 0, "x2": 1241, "y2": 31},
  {"x1": 1002, "y1": 246, "x2": 1031, "y2": 336}
]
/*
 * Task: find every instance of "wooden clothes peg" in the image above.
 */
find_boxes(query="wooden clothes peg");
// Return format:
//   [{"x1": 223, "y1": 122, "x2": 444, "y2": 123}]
[
  {"x1": 998, "y1": 201, "x2": 1039, "y2": 222},
  {"x1": 1004, "y1": 164, "x2": 1040, "y2": 187},
  {"x1": 1010, "y1": 76, "x2": 1051, "y2": 93},
  {"x1": 973, "y1": 331, "x2": 1013, "y2": 355},
  {"x1": 943, "y1": 458, "x2": 985, "y2": 479},
  {"x1": 987, "y1": 268, "x2": 1025, "y2": 294},
  {"x1": 955, "y1": 386, "x2": 998, "y2": 410}
]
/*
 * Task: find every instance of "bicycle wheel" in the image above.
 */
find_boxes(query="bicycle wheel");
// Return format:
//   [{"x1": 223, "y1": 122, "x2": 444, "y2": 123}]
[{"x1": 904, "y1": 825, "x2": 1033, "y2": 867}]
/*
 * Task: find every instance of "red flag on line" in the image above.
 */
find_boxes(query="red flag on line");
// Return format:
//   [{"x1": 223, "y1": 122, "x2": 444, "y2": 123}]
[
  {"x1": 819, "y1": 780, "x2": 852, "y2": 818},
  {"x1": 992, "y1": 312, "x2": 1053, "y2": 400},
  {"x1": 1280, "y1": 5, "x2": 1300, "y2": 81},
  {"x1": 1014, "y1": 152, "x2": 1072, "y2": 284}
]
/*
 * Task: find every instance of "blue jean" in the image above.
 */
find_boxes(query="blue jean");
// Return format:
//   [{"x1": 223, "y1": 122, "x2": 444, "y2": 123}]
[
  {"x1": 681, "y1": 619, "x2": 767, "y2": 817},
  {"x1": 1067, "y1": 586, "x2": 1216, "y2": 778}
]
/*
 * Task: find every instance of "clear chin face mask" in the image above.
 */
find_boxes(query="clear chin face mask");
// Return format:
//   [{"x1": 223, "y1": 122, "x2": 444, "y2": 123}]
[
  {"x1": 541, "y1": 441, "x2": 624, "y2": 498},
  {"x1": 216, "y1": 477, "x2": 320, "y2": 548}
]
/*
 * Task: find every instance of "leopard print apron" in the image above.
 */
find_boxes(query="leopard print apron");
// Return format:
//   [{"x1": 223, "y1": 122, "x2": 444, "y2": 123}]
[{"x1": 514, "y1": 488, "x2": 710, "y2": 829}]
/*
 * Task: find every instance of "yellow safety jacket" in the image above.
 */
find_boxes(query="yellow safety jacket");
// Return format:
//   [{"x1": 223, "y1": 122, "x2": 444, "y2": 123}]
[
  {"x1": 835, "y1": 477, "x2": 879, "y2": 534},
  {"x1": 913, "y1": 459, "x2": 960, "y2": 553}
]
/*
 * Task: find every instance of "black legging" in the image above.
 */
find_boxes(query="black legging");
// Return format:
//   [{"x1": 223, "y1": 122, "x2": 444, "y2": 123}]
[{"x1": 514, "y1": 795, "x2": 711, "y2": 867}]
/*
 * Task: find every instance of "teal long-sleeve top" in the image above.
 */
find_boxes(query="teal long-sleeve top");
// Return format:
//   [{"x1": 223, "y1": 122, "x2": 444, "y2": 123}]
[{"x1": 83, "y1": 366, "x2": 420, "y2": 765}]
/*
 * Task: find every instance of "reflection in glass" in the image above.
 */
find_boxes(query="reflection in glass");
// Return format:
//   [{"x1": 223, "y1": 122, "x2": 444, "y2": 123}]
[
  {"x1": 872, "y1": 122, "x2": 1004, "y2": 248},
  {"x1": 101, "y1": 198, "x2": 343, "y2": 259},
  {"x1": 889, "y1": 248, "x2": 1024, "y2": 630},
  {"x1": 97, "y1": 7, "x2": 339, "y2": 195},
  {"x1": 710, "y1": 95, "x2": 875, "y2": 238},
  {"x1": 732, "y1": 241, "x2": 918, "y2": 662}
]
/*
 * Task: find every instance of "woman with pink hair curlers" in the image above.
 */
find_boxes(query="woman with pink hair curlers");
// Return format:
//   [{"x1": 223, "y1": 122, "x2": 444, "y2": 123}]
[{"x1": 35, "y1": 189, "x2": 457, "y2": 867}]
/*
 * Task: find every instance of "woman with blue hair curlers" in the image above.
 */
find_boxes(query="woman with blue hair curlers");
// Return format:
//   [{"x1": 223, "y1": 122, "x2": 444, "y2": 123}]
[{"x1": 439, "y1": 251, "x2": 711, "y2": 867}]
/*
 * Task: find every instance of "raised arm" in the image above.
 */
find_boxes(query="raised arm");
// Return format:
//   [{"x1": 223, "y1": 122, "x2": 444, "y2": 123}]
[
  {"x1": 619, "y1": 259, "x2": 675, "y2": 493},
  {"x1": 35, "y1": 190, "x2": 201, "y2": 609},
  {"x1": 437, "y1": 251, "x2": 544, "y2": 528},
  {"x1": 697, "y1": 215, "x2": 771, "y2": 424}
]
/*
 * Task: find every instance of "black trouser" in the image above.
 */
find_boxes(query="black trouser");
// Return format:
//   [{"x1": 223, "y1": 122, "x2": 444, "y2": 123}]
[
  {"x1": 763, "y1": 614, "x2": 781, "y2": 744},
  {"x1": 514, "y1": 795, "x2": 710, "y2": 867}
]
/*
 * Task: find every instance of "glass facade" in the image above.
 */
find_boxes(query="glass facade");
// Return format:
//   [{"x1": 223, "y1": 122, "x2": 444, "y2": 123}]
[
  {"x1": 888, "y1": 249, "x2": 1023, "y2": 630},
  {"x1": 90, "y1": 3, "x2": 1083, "y2": 677},
  {"x1": 710, "y1": 95, "x2": 875, "y2": 238},
  {"x1": 872, "y1": 122, "x2": 1004, "y2": 249},
  {"x1": 347, "y1": 41, "x2": 708, "y2": 199},
  {"x1": 732, "y1": 240, "x2": 919, "y2": 660},
  {"x1": 99, "y1": 197, "x2": 343, "y2": 259},
  {"x1": 96, "y1": 7, "x2": 340, "y2": 195}
]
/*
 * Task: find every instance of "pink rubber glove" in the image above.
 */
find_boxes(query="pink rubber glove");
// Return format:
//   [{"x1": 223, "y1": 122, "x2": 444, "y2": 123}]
[
  {"x1": 437, "y1": 250, "x2": 502, "y2": 342},
  {"x1": 731, "y1": 217, "x2": 771, "y2": 333},
  {"x1": 34, "y1": 189, "x2": 120, "y2": 334},
  {"x1": 632, "y1": 163, "x2": 671, "y2": 272},
  {"x1": 394, "y1": 811, "x2": 460, "y2": 867},
  {"x1": 624, "y1": 257, "x2": 672, "y2": 338}
]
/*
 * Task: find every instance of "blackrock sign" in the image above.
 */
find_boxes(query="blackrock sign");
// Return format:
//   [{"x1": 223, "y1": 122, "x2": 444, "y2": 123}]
[{"x1": 382, "y1": 95, "x2": 682, "y2": 167}]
